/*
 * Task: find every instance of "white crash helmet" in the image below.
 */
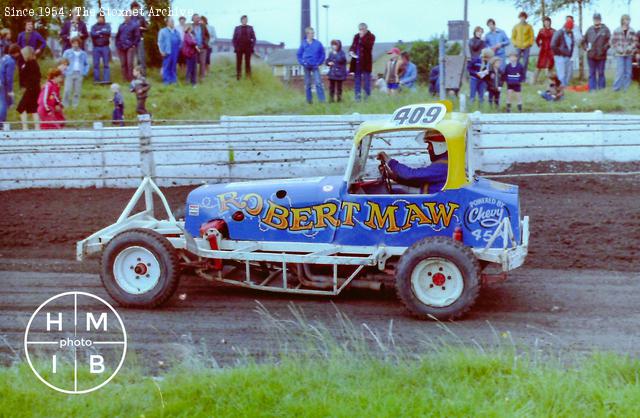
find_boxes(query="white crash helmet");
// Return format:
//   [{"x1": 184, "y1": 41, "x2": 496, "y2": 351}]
[{"x1": 414, "y1": 132, "x2": 448, "y2": 155}]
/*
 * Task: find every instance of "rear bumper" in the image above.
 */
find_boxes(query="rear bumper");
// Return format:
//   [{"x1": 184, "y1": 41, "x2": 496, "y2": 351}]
[{"x1": 473, "y1": 216, "x2": 529, "y2": 271}]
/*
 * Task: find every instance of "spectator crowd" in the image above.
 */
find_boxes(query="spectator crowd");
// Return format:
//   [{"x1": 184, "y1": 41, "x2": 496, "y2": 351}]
[
  {"x1": 0, "y1": 5, "x2": 639, "y2": 127},
  {"x1": 465, "y1": 11, "x2": 640, "y2": 111},
  {"x1": 0, "y1": 2, "x2": 258, "y2": 128}
]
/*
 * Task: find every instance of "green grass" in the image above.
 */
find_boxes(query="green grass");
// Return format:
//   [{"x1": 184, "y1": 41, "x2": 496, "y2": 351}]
[
  {"x1": 3, "y1": 349, "x2": 640, "y2": 417},
  {"x1": 10, "y1": 58, "x2": 640, "y2": 128},
  {"x1": 2, "y1": 305, "x2": 640, "y2": 417}
]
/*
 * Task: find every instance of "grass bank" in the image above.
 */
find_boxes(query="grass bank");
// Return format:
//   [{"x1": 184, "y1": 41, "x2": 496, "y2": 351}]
[
  {"x1": 2, "y1": 350, "x2": 640, "y2": 417},
  {"x1": 7, "y1": 58, "x2": 640, "y2": 128},
  {"x1": 3, "y1": 305, "x2": 640, "y2": 417}
]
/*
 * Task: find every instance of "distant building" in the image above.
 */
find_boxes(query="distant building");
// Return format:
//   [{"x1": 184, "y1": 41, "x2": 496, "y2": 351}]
[
  {"x1": 266, "y1": 41, "x2": 413, "y2": 79},
  {"x1": 213, "y1": 38, "x2": 284, "y2": 58}
]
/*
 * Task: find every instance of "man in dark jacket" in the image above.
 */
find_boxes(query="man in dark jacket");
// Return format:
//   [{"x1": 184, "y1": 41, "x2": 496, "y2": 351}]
[
  {"x1": 581, "y1": 13, "x2": 611, "y2": 90},
  {"x1": 90, "y1": 12, "x2": 111, "y2": 83},
  {"x1": 348, "y1": 23, "x2": 375, "y2": 101},
  {"x1": 60, "y1": 10, "x2": 89, "y2": 51},
  {"x1": 551, "y1": 18, "x2": 575, "y2": 86},
  {"x1": 131, "y1": 1, "x2": 148, "y2": 76},
  {"x1": 116, "y1": 14, "x2": 140, "y2": 82},
  {"x1": 232, "y1": 15, "x2": 256, "y2": 80}
]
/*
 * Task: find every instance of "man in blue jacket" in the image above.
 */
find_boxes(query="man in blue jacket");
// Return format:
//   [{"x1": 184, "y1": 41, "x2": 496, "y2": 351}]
[
  {"x1": 90, "y1": 12, "x2": 111, "y2": 83},
  {"x1": 116, "y1": 14, "x2": 141, "y2": 82},
  {"x1": 297, "y1": 27, "x2": 326, "y2": 104},
  {"x1": 485, "y1": 19, "x2": 510, "y2": 70},
  {"x1": 157, "y1": 17, "x2": 181, "y2": 84},
  {"x1": 16, "y1": 19, "x2": 46, "y2": 57},
  {"x1": 377, "y1": 132, "x2": 449, "y2": 194},
  {"x1": 0, "y1": 44, "x2": 21, "y2": 122},
  {"x1": 399, "y1": 51, "x2": 417, "y2": 90}
]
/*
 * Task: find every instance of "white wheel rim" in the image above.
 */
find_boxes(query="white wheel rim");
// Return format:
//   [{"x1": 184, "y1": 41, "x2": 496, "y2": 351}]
[
  {"x1": 113, "y1": 246, "x2": 161, "y2": 295},
  {"x1": 410, "y1": 257, "x2": 464, "y2": 308}
]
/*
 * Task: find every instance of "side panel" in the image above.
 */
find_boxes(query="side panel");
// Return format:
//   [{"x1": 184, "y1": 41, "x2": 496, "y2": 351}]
[{"x1": 184, "y1": 176, "x2": 345, "y2": 243}]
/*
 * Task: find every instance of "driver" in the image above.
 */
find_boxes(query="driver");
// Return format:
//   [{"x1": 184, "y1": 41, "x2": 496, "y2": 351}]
[{"x1": 377, "y1": 132, "x2": 448, "y2": 194}]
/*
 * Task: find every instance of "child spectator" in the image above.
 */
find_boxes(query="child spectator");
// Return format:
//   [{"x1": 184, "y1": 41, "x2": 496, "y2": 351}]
[
  {"x1": 110, "y1": 83, "x2": 124, "y2": 126},
  {"x1": 17, "y1": 46, "x2": 41, "y2": 129},
  {"x1": 485, "y1": 57, "x2": 504, "y2": 108},
  {"x1": 468, "y1": 48, "x2": 494, "y2": 105},
  {"x1": 325, "y1": 39, "x2": 347, "y2": 102},
  {"x1": 429, "y1": 66, "x2": 439, "y2": 96},
  {"x1": 0, "y1": 28, "x2": 12, "y2": 56},
  {"x1": 181, "y1": 24, "x2": 198, "y2": 86},
  {"x1": 375, "y1": 73, "x2": 387, "y2": 93},
  {"x1": 504, "y1": 52, "x2": 525, "y2": 112},
  {"x1": 57, "y1": 57, "x2": 69, "y2": 73},
  {"x1": 38, "y1": 68, "x2": 65, "y2": 129},
  {"x1": 538, "y1": 70, "x2": 564, "y2": 101},
  {"x1": 130, "y1": 66, "x2": 150, "y2": 115},
  {"x1": 384, "y1": 47, "x2": 401, "y2": 95},
  {"x1": 61, "y1": 37, "x2": 89, "y2": 108}
]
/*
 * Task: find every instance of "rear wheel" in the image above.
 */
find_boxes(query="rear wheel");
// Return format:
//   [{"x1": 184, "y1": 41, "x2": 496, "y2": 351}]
[
  {"x1": 396, "y1": 237, "x2": 480, "y2": 320},
  {"x1": 101, "y1": 228, "x2": 180, "y2": 308}
]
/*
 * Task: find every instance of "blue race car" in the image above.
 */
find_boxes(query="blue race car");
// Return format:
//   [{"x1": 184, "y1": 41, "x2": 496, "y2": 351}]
[{"x1": 78, "y1": 103, "x2": 529, "y2": 320}]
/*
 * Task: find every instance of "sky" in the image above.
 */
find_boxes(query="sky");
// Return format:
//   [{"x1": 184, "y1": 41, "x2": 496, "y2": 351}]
[{"x1": 169, "y1": 0, "x2": 640, "y2": 48}]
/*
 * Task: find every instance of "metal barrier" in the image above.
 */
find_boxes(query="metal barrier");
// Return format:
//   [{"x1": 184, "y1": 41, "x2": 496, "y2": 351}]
[{"x1": 1, "y1": 112, "x2": 640, "y2": 190}]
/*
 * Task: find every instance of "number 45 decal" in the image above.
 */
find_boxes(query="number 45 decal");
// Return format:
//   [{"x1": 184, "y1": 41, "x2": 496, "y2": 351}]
[{"x1": 390, "y1": 103, "x2": 446, "y2": 127}]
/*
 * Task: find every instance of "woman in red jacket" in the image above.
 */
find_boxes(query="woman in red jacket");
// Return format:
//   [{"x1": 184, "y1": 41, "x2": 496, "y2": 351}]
[
  {"x1": 181, "y1": 24, "x2": 199, "y2": 86},
  {"x1": 535, "y1": 16, "x2": 556, "y2": 83},
  {"x1": 37, "y1": 68, "x2": 65, "y2": 130}
]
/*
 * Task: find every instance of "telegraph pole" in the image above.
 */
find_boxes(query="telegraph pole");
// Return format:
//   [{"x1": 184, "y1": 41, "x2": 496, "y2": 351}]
[{"x1": 301, "y1": 0, "x2": 311, "y2": 40}]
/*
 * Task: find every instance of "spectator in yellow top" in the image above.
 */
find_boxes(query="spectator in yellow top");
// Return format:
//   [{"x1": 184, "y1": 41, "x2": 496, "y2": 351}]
[{"x1": 511, "y1": 11, "x2": 534, "y2": 77}]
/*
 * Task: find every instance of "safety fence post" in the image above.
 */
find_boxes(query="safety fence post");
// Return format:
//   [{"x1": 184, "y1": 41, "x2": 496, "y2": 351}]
[
  {"x1": 138, "y1": 114, "x2": 156, "y2": 180},
  {"x1": 93, "y1": 121, "x2": 106, "y2": 188}
]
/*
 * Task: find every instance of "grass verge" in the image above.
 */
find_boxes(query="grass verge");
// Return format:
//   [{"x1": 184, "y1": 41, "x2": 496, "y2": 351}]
[
  {"x1": 2, "y1": 304, "x2": 640, "y2": 417},
  {"x1": 7, "y1": 58, "x2": 640, "y2": 128}
]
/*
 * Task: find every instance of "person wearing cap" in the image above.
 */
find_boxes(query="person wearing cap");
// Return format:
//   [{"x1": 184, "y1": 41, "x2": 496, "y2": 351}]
[
  {"x1": 376, "y1": 132, "x2": 448, "y2": 194},
  {"x1": 511, "y1": 12, "x2": 534, "y2": 76},
  {"x1": 551, "y1": 18, "x2": 576, "y2": 86},
  {"x1": 485, "y1": 19, "x2": 510, "y2": 70},
  {"x1": 611, "y1": 14, "x2": 636, "y2": 91},
  {"x1": 582, "y1": 12, "x2": 611, "y2": 90},
  {"x1": 384, "y1": 47, "x2": 401, "y2": 95}
]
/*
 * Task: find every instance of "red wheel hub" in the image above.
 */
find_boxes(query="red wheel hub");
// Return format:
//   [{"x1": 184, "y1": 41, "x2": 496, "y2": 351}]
[
  {"x1": 432, "y1": 272, "x2": 446, "y2": 286},
  {"x1": 134, "y1": 263, "x2": 148, "y2": 275}
]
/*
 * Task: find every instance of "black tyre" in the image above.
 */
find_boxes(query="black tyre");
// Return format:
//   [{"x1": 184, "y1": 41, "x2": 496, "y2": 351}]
[
  {"x1": 101, "y1": 228, "x2": 180, "y2": 308},
  {"x1": 396, "y1": 236, "x2": 481, "y2": 320}
]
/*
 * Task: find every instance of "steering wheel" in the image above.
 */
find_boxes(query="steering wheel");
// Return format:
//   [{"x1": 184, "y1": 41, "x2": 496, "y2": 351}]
[{"x1": 378, "y1": 158, "x2": 393, "y2": 194}]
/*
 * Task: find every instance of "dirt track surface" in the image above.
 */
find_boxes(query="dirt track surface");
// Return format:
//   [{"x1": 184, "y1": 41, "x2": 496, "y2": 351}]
[
  {"x1": 1, "y1": 161, "x2": 639, "y2": 365},
  {"x1": 1, "y1": 267, "x2": 639, "y2": 367},
  {"x1": 1, "y1": 161, "x2": 639, "y2": 271}
]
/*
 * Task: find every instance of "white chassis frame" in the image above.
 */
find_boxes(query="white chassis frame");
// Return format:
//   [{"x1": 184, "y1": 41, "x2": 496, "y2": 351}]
[{"x1": 77, "y1": 178, "x2": 530, "y2": 296}]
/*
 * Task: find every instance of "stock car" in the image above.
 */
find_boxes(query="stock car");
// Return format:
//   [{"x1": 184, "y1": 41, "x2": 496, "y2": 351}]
[{"x1": 77, "y1": 102, "x2": 529, "y2": 320}]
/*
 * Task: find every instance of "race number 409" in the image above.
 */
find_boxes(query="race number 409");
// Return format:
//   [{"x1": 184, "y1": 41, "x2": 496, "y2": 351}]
[{"x1": 390, "y1": 103, "x2": 446, "y2": 127}]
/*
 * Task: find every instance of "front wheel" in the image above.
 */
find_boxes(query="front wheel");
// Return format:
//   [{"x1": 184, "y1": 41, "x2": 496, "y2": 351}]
[
  {"x1": 101, "y1": 228, "x2": 180, "y2": 308},
  {"x1": 395, "y1": 237, "x2": 481, "y2": 320}
]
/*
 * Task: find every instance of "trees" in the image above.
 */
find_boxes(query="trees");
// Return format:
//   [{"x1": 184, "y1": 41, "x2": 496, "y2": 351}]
[{"x1": 0, "y1": 0, "x2": 79, "y2": 48}]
